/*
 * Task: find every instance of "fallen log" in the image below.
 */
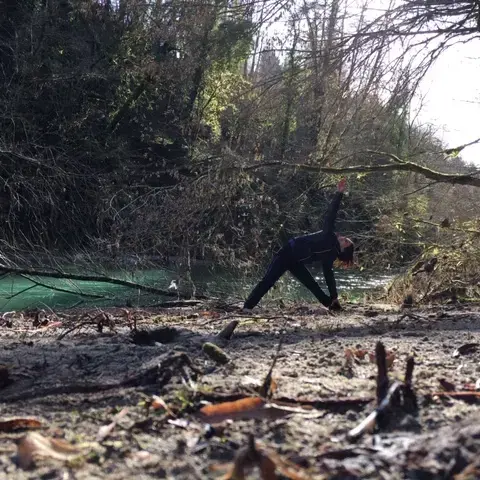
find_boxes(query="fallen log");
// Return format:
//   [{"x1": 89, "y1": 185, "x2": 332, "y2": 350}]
[{"x1": 0, "y1": 264, "x2": 211, "y2": 300}]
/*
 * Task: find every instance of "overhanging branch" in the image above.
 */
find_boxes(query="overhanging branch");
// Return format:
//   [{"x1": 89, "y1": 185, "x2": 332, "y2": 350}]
[{"x1": 239, "y1": 158, "x2": 480, "y2": 187}]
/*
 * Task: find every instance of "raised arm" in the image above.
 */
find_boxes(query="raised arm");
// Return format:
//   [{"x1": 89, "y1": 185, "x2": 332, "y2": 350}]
[{"x1": 322, "y1": 178, "x2": 346, "y2": 232}]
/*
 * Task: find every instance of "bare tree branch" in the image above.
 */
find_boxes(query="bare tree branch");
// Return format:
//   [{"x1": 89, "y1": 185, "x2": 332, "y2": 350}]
[{"x1": 237, "y1": 157, "x2": 480, "y2": 187}]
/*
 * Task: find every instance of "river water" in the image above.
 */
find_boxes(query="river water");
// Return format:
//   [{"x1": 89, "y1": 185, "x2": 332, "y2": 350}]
[{"x1": 0, "y1": 264, "x2": 395, "y2": 312}]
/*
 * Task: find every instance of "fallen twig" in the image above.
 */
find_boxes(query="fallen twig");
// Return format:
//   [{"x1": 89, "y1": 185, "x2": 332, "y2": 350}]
[
  {"x1": 216, "y1": 320, "x2": 239, "y2": 340},
  {"x1": 259, "y1": 337, "x2": 283, "y2": 399},
  {"x1": 275, "y1": 397, "x2": 373, "y2": 411},
  {"x1": 56, "y1": 316, "x2": 96, "y2": 340},
  {"x1": 155, "y1": 300, "x2": 204, "y2": 308},
  {"x1": 0, "y1": 418, "x2": 43, "y2": 432},
  {"x1": 16, "y1": 431, "x2": 84, "y2": 469},
  {"x1": 426, "y1": 391, "x2": 480, "y2": 402},
  {"x1": 394, "y1": 311, "x2": 426, "y2": 325}
]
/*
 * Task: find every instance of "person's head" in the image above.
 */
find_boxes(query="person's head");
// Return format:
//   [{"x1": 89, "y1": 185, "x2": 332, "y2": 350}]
[{"x1": 336, "y1": 234, "x2": 355, "y2": 267}]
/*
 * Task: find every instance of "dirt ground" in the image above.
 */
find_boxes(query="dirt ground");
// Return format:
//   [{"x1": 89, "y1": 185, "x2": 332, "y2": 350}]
[{"x1": 1, "y1": 301, "x2": 480, "y2": 479}]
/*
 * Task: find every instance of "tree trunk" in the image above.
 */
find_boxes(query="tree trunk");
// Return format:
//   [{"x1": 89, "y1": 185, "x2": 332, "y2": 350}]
[
  {"x1": 280, "y1": 28, "x2": 299, "y2": 161},
  {"x1": 184, "y1": 0, "x2": 222, "y2": 124}
]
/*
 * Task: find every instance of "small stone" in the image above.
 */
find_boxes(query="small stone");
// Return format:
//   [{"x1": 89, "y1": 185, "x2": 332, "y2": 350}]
[
  {"x1": 399, "y1": 414, "x2": 421, "y2": 432},
  {"x1": 202, "y1": 342, "x2": 230, "y2": 364},
  {"x1": 176, "y1": 439, "x2": 187, "y2": 454},
  {"x1": 346, "y1": 411, "x2": 357, "y2": 421}
]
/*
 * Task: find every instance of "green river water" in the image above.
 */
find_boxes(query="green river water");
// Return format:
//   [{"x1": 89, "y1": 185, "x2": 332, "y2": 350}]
[{"x1": 0, "y1": 264, "x2": 395, "y2": 313}]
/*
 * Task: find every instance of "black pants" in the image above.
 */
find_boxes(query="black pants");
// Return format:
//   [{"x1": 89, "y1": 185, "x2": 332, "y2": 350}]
[{"x1": 244, "y1": 245, "x2": 331, "y2": 309}]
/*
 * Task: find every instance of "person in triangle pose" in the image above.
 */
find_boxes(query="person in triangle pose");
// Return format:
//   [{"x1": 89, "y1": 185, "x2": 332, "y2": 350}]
[{"x1": 243, "y1": 178, "x2": 354, "y2": 311}]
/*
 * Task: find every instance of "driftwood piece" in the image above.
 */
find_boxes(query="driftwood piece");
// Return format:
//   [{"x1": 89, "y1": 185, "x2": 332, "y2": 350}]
[
  {"x1": 405, "y1": 357, "x2": 415, "y2": 385},
  {"x1": 216, "y1": 320, "x2": 239, "y2": 340},
  {"x1": 348, "y1": 342, "x2": 418, "y2": 441},
  {"x1": 375, "y1": 341, "x2": 389, "y2": 405}
]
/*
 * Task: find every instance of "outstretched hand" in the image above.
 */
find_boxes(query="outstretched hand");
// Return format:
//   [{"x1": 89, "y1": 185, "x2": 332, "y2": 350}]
[{"x1": 337, "y1": 178, "x2": 347, "y2": 193}]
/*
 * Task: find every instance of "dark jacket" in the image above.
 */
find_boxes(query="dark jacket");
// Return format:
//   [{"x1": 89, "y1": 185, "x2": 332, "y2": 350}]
[{"x1": 288, "y1": 191, "x2": 343, "y2": 298}]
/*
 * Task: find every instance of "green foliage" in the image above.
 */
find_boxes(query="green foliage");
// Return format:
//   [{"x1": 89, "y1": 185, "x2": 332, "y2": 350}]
[
  {"x1": 212, "y1": 19, "x2": 253, "y2": 68},
  {"x1": 199, "y1": 70, "x2": 251, "y2": 139}
]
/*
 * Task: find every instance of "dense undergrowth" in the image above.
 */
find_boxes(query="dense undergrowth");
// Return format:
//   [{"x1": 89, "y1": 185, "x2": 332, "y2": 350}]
[{"x1": 385, "y1": 226, "x2": 480, "y2": 304}]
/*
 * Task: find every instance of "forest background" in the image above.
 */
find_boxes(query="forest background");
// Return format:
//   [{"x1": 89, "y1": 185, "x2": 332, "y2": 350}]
[{"x1": 1, "y1": 0, "x2": 480, "y2": 303}]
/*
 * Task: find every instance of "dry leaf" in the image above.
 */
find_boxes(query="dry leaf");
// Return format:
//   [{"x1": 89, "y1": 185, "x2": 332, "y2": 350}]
[
  {"x1": 0, "y1": 418, "x2": 42, "y2": 432},
  {"x1": 96, "y1": 424, "x2": 116, "y2": 443},
  {"x1": 345, "y1": 348, "x2": 367, "y2": 360},
  {"x1": 126, "y1": 450, "x2": 157, "y2": 468},
  {"x1": 151, "y1": 396, "x2": 175, "y2": 416},
  {"x1": 438, "y1": 378, "x2": 456, "y2": 392},
  {"x1": 42, "y1": 321, "x2": 63, "y2": 329},
  {"x1": 16, "y1": 432, "x2": 82, "y2": 469},
  {"x1": 453, "y1": 343, "x2": 479, "y2": 357},
  {"x1": 197, "y1": 397, "x2": 306, "y2": 424},
  {"x1": 368, "y1": 351, "x2": 395, "y2": 369},
  {"x1": 96, "y1": 407, "x2": 129, "y2": 442},
  {"x1": 353, "y1": 349, "x2": 368, "y2": 360},
  {"x1": 212, "y1": 435, "x2": 311, "y2": 480},
  {"x1": 130, "y1": 450, "x2": 152, "y2": 461},
  {"x1": 214, "y1": 435, "x2": 275, "y2": 480},
  {"x1": 201, "y1": 311, "x2": 221, "y2": 319},
  {"x1": 198, "y1": 397, "x2": 265, "y2": 424},
  {"x1": 263, "y1": 450, "x2": 312, "y2": 480}
]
